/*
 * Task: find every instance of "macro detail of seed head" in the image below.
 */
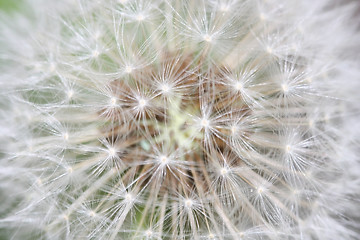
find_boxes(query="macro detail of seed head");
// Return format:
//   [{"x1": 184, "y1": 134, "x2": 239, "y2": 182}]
[{"x1": 0, "y1": 0, "x2": 360, "y2": 239}]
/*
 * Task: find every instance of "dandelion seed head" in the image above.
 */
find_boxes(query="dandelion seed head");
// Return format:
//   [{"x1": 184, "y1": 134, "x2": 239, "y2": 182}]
[
  {"x1": 1, "y1": 0, "x2": 359, "y2": 239},
  {"x1": 124, "y1": 193, "x2": 134, "y2": 202},
  {"x1": 145, "y1": 229, "x2": 152, "y2": 237},
  {"x1": 203, "y1": 34, "x2": 213, "y2": 43},
  {"x1": 220, "y1": 167, "x2": 229, "y2": 176},
  {"x1": 159, "y1": 155, "x2": 169, "y2": 165},
  {"x1": 285, "y1": 144, "x2": 292, "y2": 153},
  {"x1": 88, "y1": 211, "x2": 96, "y2": 217},
  {"x1": 234, "y1": 81, "x2": 243, "y2": 91},
  {"x1": 281, "y1": 83, "x2": 289, "y2": 93},
  {"x1": 108, "y1": 147, "x2": 117, "y2": 158},
  {"x1": 63, "y1": 132, "x2": 69, "y2": 141},
  {"x1": 308, "y1": 119, "x2": 314, "y2": 128},
  {"x1": 137, "y1": 98, "x2": 147, "y2": 108},
  {"x1": 184, "y1": 199, "x2": 193, "y2": 208},
  {"x1": 92, "y1": 50, "x2": 100, "y2": 58},
  {"x1": 136, "y1": 14, "x2": 145, "y2": 22},
  {"x1": 67, "y1": 90, "x2": 74, "y2": 99},
  {"x1": 159, "y1": 83, "x2": 170, "y2": 94},
  {"x1": 36, "y1": 178, "x2": 42, "y2": 186},
  {"x1": 110, "y1": 97, "x2": 117, "y2": 106},
  {"x1": 125, "y1": 66, "x2": 133, "y2": 73},
  {"x1": 200, "y1": 118, "x2": 210, "y2": 129}
]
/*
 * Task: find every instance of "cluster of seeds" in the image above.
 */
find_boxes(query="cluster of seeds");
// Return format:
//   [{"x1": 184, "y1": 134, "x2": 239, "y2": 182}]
[{"x1": 1, "y1": 0, "x2": 359, "y2": 239}]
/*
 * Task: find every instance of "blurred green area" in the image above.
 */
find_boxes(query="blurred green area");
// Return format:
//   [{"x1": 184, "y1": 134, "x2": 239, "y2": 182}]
[{"x1": 0, "y1": 0, "x2": 23, "y2": 11}]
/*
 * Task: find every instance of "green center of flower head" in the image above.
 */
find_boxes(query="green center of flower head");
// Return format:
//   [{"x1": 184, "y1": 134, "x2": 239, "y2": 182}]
[
  {"x1": 138, "y1": 100, "x2": 199, "y2": 152},
  {"x1": 153, "y1": 99, "x2": 198, "y2": 149}
]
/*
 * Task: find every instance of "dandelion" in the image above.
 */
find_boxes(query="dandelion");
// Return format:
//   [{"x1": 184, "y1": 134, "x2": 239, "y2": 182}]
[{"x1": 0, "y1": 0, "x2": 360, "y2": 239}]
